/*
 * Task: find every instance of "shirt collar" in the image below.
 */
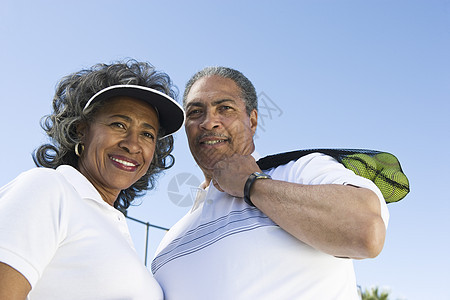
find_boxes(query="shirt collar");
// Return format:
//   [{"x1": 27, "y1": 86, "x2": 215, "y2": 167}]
[
  {"x1": 56, "y1": 165, "x2": 110, "y2": 208},
  {"x1": 191, "y1": 185, "x2": 208, "y2": 212}
]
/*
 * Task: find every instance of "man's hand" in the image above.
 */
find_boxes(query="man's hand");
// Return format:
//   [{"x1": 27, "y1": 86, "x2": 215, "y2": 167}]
[{"x1": 212, "y1": 154, "x2": 261, "y2": 197}]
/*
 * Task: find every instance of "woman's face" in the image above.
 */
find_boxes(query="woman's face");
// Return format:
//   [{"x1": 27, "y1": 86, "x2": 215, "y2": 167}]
[{"x1": 78, "y1": 96, "x2": 159, "y2": 205}]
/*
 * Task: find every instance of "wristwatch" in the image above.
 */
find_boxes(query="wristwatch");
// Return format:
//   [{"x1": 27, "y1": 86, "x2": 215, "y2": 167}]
[{"x1": 244, "y1": 172, "x2": 272, "y2": 207}]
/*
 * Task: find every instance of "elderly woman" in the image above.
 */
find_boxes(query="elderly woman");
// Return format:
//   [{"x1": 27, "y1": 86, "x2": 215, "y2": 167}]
[{"x1": 0, "y1": 60, "x2": 185, "y2": 299}]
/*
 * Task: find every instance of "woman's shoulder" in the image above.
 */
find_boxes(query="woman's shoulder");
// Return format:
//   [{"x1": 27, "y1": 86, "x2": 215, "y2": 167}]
[
  {"x1": 22, "y1": 166, "x2": 59, "y2": 175},
  {"x1": 2, "y1": 167, "x2": 71, "y2": 197},
  {"x1": 17, "y1": 167, "x2": 65, "y2": 182}
]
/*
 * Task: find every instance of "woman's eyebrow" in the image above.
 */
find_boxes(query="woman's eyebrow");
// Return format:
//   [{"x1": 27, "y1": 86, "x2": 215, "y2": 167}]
[{"x1": 110, "y1": 114, "x2": 157, "y2": 131}]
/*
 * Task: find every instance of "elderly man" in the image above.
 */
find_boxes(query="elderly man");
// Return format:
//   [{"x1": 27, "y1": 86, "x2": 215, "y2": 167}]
[{"x1": 152, "y1": 67, "x2": 389, "y2": 300}]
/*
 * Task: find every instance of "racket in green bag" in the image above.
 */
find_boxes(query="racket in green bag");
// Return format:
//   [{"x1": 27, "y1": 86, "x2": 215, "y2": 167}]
[{"x1": 256, "y1": 149, "x2": 409, "y2": 203}]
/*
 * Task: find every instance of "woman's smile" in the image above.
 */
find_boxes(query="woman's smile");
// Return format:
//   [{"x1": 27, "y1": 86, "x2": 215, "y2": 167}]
[{"x1": 109, "y1": 154, "x2": 140, "y2": 171}]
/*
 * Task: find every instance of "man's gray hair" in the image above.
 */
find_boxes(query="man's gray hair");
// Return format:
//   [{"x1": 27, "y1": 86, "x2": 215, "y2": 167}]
[{"x1": 183, "y1": 66, "x2": 257, "y2": 115}]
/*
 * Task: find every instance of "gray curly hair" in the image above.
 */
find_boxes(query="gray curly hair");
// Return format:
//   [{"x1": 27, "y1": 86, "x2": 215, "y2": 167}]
[
  {"x1": 33, "y1": 59, "x2": 177, "y2": 211},
  {"x1": 182, "y1": 66, "x2": 257, "y2": 115}
]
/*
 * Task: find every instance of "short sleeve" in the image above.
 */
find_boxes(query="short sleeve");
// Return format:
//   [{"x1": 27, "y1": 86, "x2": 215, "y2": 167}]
[
  {"x1": 268, "y1": 153, "x2": 389, "y2": 228},
  {"x1": 0, "y1": 168, "x2": 68, "y2": 287}
]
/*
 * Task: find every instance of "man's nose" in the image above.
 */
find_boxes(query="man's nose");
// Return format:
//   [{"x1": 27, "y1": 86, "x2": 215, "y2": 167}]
[{"x1": 200, "y1": 111, "x2": 221, "y2": 130}]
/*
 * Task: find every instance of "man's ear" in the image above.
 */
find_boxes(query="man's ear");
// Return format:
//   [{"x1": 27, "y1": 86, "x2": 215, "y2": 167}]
[{"x1": 250, "y1": 109, "x2": 258, "y2": 135}]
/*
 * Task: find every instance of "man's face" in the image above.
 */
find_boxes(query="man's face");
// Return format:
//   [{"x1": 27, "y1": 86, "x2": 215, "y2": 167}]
[{"x1": 184, "y1": 75, "x2": 257, "y2": 175}]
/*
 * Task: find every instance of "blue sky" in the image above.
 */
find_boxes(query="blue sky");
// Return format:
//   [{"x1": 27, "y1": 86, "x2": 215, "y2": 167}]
[{"x1": 1, "y1": 1, "x2": 449, "y2": 299}]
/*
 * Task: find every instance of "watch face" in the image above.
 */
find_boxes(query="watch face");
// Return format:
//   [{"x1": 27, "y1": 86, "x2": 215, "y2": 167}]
[{"x1": 254, "y1": 172, "x2": 271, "y2": 179}]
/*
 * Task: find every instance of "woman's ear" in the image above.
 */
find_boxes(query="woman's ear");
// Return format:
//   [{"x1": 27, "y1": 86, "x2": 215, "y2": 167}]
[{"x1": 76, "y1": 122, "x2": 87, "y2": 140}]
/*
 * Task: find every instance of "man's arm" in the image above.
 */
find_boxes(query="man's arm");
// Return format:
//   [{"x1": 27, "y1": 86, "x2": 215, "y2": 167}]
[
  {"x1": 0, "y1": 262, "x2": 31, "y2": 300},
  {"x1": 212, "y1": 153, "x2": 386, "y2": 259}
]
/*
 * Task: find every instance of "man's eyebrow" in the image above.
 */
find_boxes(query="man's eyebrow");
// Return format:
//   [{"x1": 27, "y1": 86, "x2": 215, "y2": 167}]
[
  {"x1": 185, "y1": 101, "x2": 204, "y2": 109},
  {"x1": 211, "y1": 99, "x2": 236, "y2": 106},
  {"x1": 186, "y1": 99, "x2": 236, "y2": 109}
]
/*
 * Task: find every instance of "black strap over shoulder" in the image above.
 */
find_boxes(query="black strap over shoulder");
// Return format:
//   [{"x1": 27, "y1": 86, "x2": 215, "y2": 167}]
[{"x1": 256, "y1": 148, "x2": 410, "y2": 203}]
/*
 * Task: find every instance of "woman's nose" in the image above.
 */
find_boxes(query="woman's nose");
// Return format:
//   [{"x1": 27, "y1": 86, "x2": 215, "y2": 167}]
[{"x1": 119, "y1": 131, "x2": 141, "y2": 154}]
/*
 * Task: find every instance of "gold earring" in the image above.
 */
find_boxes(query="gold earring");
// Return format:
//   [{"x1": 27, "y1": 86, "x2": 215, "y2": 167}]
[{"x1": 75, "y1": 143, "x2": 84, "y2": 157}]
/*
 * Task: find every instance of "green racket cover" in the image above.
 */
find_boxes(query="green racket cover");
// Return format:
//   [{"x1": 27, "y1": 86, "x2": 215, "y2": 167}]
[{"x1": 256, "y1": 149, "x2": 409, "y2": 203}]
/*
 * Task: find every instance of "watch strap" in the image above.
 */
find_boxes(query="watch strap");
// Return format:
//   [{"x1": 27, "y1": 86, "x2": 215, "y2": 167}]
[{"x1": 244, "y1": 172, "x2": 272, "y2": 207}]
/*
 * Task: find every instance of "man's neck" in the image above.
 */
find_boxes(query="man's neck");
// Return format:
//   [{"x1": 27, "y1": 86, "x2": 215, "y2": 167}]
[{"x1": 201, "y1": 172, "x2": 212, "y2": 189}]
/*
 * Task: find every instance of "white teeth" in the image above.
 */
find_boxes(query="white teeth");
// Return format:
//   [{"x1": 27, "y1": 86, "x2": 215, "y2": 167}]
[
  {"x1": 110, "y1": 157, "x2": 137, "y2": 167},
  {"x1": 203, "y1": 140, "x2": 225, "y2": 145}
]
